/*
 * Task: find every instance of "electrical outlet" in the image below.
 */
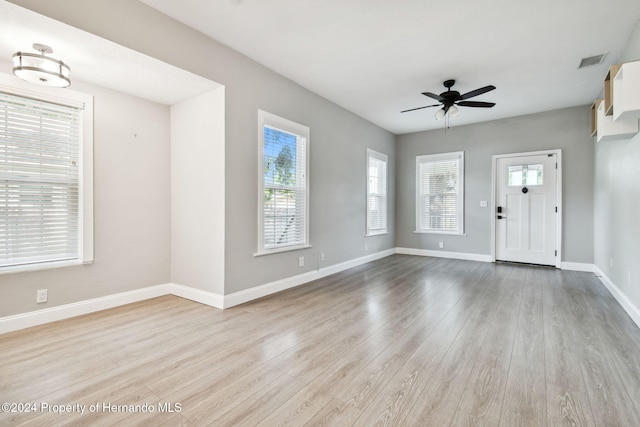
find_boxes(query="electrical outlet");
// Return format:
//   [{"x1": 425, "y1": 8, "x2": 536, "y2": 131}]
[
  {"x1": 298, "y1": 256, "x2": 304, "y2": 267},
  {"x1": 480, "y1": 200, "x2": 488, "y2": 208},
  {"x1": 365, "y1": 244, "x2": 368, "y2": 251},
  {"x1": 629, "y1": 271, "x2": 632, "y2": 286},
  {"x1": 320, "y1": 252, "x2": 325, "y2": 261},
  {"x1": 36, "y1": 289, "x2": 47, "y2": 304},
  {"x1": 610, "y1": 257, "x2": 613, "y2": 268},
  {"x1": 438, "y1": 242, "x2": 444, "y2": 249}
]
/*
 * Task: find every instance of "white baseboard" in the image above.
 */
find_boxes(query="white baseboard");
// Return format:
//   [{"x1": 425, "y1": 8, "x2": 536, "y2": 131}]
[
  {"x1": 395, "y1": 247, "x2": 492, "y2": 263},
  {"x1": 561, "y1": 262, "x2": 595, "y2": 272},
  {"x1": 0, "y1": 284, "x2": 171, "y2": 335},
  {"x1": 170, "y1": 283, "x2": 224, "y2": 309},
  {"x1": 594, "y1": 267, "x2": 640, "y2": 329},
  {"x1": 0, "y1": 248, "x2": 396, "y2": 334},
  {"x1": 4, "y1": 248, "x2": 612, "y2": 335},
  {"x1": 223, "y1": 248, "x2": 396, "y2": 308}
]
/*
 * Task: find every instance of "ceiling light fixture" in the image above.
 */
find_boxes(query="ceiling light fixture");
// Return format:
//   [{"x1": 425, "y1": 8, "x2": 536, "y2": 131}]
[
  {"x1": 13, "y1": 43, "x2": 70, "y2": 88},
  {"x1": 434, "y1": 105, "x2": 459, "y2": 120}
]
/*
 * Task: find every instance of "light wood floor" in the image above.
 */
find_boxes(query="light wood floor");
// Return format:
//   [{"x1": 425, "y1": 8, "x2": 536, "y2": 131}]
[{"x1": 2, "y1": 255, "x2": 640, "y2": 426}]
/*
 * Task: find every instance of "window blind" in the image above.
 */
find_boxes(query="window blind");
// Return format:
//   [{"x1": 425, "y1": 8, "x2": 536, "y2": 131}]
[
  {"x1": 417, "y1": 152, "x2": 464, "y2": 234},
  {"x1": 367, "y1": 149, "x2": 387, "y2": 235},
  {"x1": 0, "y1": 91, "x2": 81, "y2": 268},
  {"x1": 263, "y1": 125, "x2": 306, "y2": 249}
]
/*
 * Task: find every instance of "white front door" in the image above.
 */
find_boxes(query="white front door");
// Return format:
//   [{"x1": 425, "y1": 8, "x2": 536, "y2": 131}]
[{"x1": 495, "y1": 153, "x2": 558, "y2": 266}]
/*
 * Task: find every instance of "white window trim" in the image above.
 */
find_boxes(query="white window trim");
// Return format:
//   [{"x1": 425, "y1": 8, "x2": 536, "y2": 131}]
[
  {"x1": 415, "y1": 151, "x2": 465, "y2": 235},
  {"x1": 366, "y1": 148, "x2": 388, "y2": 236},
  {"x1": 0, "y1": 73, "x2": 94, "y2": 273},
  {"x1": 255, "y1": 109, "x2": 310, "y2": 256}
]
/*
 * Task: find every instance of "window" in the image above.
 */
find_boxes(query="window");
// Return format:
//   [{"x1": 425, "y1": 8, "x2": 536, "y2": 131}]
[
  {"x1": 0, "y1": 77, "x2": 93, "y2": 272},
  {"x1": 416, "y1": 151, "x2": 464, "y2": 234},
  {"x1": 257, "y1": 110, "x2": 309, "y2": 254},
  {"x1": 508, "y1": 164, "x2": 543, "y2": 186},
  {"x1": 366, "y1": 149, "x2": 387, "y2": 236}
]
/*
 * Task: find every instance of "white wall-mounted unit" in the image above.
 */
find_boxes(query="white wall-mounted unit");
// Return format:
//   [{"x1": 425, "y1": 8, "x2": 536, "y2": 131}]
[
  {"x1": 591, "y1": 99, "x2": 601, "y2": 137},
  {"x1": 613, "y1": 60, "x2": 640, "y2": 122},
  {"x1": 597, "y1": 96, "x2": 638, "y2": 142}
]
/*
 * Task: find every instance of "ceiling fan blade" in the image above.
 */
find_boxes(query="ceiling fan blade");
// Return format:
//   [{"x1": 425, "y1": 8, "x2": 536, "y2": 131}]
[
  {"x1": 460, "y1": 85, "x2": 496, "y2": 100},
  {"x1": 457, "y1": 101, "x2": 496, "y2": 108},
  {"x1": 401, "y1": 104, "x2": 441, "y2": 113},
  {"x1": 421, "y1": 92, "x2": 445, "y2": 102}
]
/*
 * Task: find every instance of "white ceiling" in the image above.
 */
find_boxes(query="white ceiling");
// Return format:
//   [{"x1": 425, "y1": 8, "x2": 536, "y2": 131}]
[
  {"x1": 140, "y1": 0, "x2": 640, "y2": 134},
  {"x1": 1, "y1": 1, "x2": 639, "y2": 133},
  {"x1": 0, "y1": 1, "x2": 220, "y2": 106}
]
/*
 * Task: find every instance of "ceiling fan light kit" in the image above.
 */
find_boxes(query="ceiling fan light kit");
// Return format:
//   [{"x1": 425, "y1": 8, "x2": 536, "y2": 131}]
[
  {"x1": 402, "y1": 79, "x2": 496, "y2": 121},
  {"x1": 12, "y1": 43, "x2": 71, "y2": 88},
  {"x1": 448, "y1": 105, "x2": 459, "y2": 118}
]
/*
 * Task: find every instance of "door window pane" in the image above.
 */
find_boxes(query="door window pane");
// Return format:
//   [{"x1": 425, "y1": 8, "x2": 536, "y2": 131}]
[{"x1": 508, "y1": 164, "x2": 543, "y2": 186}]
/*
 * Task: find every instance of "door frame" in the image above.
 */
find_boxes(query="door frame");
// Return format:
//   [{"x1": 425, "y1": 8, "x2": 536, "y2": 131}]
[{"x1": 490, "y1": 149, "x2": 562, "y2": 268}]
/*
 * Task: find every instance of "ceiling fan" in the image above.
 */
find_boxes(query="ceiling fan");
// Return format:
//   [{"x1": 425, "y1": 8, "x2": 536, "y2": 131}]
[{"x1": 401, "y1": 79, "x2": 496, "y2": 119}]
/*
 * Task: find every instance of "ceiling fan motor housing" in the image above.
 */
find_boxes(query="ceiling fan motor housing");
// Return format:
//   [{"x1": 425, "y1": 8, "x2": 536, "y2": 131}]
[
  {"x1": 441, "y1": 80, "x2": 459, "y2": 111},
  {"x1": 441, "y1": 91, "x2": 460, "y2": 103}
]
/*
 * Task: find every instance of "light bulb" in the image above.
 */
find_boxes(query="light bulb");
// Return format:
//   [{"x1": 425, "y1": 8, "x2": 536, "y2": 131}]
[
  {"x1": 434, "y1": 108, "x2": 446, "y2": 120},
  {"x1": 449, "y1": 105, "x2": 459, "y2": 118}
]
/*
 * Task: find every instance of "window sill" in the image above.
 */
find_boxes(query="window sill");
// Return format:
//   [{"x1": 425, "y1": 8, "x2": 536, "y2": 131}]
[
  {"x1": 254, "y1": 244, "x2": 312, "y2": 257},
  {"x1": 0, "y1": 259, "x2": 90, "y2": 275},
  {"x1": 414, "y1": 230, "x2": 466, "y2": 236},
  {"x1": 365, "y1": 231, "x2": 389, "y2": 237}
]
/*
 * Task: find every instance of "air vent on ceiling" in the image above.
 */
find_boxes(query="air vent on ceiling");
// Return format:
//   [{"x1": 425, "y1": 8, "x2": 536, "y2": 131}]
[{"x1": 578, "y1": 53, "x2": 607, "y2": 69}]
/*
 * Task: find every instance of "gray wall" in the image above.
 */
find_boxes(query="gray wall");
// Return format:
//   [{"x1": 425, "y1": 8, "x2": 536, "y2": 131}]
[
  {"x1": 8, "y1": 0, "x2": 396, "y2": 297},
  {"x1": 223, "y1": 70, "x2": 395, "y2": 294},
  {"x1": 0, "y1": 78, "x2": 171, "y2": 317},
  {"x1": 593, "y1": 20, "x2": 640, "y2": 311},
  {"x1": 396, "y1": 106, "x2": 594, "y2": 263}
]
